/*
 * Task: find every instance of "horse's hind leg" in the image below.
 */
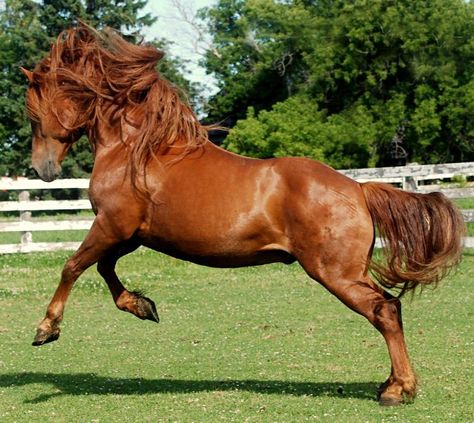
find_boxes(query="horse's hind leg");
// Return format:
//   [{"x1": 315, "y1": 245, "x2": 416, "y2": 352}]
[
  {"x1": 299, "y1": 255, "x2": 416, "y2": 405},
  {"x1": 375, "y1": 290, "x2": 408, "y2": 401},
  {"x1": 97, "y1": 242, "x2": 159, "y2": 323}
]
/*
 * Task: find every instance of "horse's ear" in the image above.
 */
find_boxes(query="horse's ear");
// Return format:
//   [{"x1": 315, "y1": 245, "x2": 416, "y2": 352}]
[{"x1": 20, "y1": 67, "x2": 34, "y2": 82}]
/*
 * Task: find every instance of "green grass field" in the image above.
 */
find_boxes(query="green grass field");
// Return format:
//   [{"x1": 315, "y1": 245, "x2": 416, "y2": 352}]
[
  {"x1": 454, "y1": 197, "x2": 474, "y2": 209},
  {"x1": 0, "y1": 249, "x2": 473, "y2": 422}
]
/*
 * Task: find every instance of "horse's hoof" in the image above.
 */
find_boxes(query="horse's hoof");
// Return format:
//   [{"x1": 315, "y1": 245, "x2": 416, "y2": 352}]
[
  {"x1": 137, "y1": 296, "x2": 160, "y2": 323},
  {"x1": 378, "y1": 394, "x2": 404, "y2": 406},
  {"x1": 32, "y1": 328, "x2": 60, "y2": 346}
]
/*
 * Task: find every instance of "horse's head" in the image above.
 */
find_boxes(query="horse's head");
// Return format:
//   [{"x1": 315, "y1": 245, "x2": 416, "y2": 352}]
[
  {"x1": 22, "y1": 24, "x2": 207, "y2": 183},
  {"x1": 22, "y1": 67, "x2": 84, "y2": 182}
]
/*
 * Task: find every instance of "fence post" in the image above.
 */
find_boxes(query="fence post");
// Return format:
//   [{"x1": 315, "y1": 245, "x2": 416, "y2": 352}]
[
  {"x1": 402, "y1": 175, "x2": 418, "y2": 191},
  {"x1": 19, "y1": 190, "x2": 32, "y2": 247}
]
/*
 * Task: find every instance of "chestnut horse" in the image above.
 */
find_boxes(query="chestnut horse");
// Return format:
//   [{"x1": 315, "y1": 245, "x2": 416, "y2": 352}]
[{"x1": 22, "y1": 26, "x2": 464, "y2": 405}]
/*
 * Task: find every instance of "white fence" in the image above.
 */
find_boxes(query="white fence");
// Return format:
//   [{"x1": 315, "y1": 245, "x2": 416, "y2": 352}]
[
  {"x1": 341, "y1": 161, "x2": 474, "y2": 195},
  {"x1": 1, "y1": 161, "x2": 474, "y2": 254},
  {"x1": 0, "y1": 178, "x2": 91, "y2": 254}
]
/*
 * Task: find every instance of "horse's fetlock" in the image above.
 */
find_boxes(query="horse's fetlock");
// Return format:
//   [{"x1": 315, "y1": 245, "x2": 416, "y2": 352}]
[
  {"x1": 115, "y1": 291, "x2": 132, "y2": 312},
  {"x1": 401, "y1": 377, "x2": 417, "y2": 398}
]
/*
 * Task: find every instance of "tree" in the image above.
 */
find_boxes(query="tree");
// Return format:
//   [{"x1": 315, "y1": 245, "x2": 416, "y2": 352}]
[
  {"x1": 0, "y1": 0, "x2": 47, "y2": 176},
  {"x1": 0, "y1": 0, "x2": 199, "y2": 177},
  {"x1": 201, "y1": 0, "x2": 474, "y2": 166},
  {"x1": 225, "y1": 95, "x2": 376, "y2": 169},
  {"x1": 200, "y1": 0, "x2": 312, "y2": 124},
  {"x1": 303, "y1": 0, "x2": 474, "y2": 165},
  {"x1": 38, "y1": 0, "x2": 155, "y2": 38}
]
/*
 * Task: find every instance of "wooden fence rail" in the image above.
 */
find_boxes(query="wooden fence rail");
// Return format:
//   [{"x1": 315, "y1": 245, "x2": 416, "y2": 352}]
[
  {"x1": 0, "y1": 178, "x2": 91, "y2": 254},
  {"x1": 1, "y1": 161, "x2": 474, "y2": 254}
]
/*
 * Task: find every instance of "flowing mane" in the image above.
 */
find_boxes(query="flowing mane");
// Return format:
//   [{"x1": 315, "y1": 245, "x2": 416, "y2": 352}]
[{"x1": 28, "y1": 24, "x2": 209, "y2": 172}]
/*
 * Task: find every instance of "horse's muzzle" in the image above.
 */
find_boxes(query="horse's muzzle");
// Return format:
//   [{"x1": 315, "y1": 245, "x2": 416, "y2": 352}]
[{"x1": 33, "y1": 160, "x2": 61, "y2": 182}]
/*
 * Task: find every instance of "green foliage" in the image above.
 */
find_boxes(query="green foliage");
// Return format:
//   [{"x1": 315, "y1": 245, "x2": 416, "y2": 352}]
[
  {"x1": 0, "y1": 0, "x2": 199, "y2": 178},
  {"x1": 225, "y1": 95, "x2": 376, "y2": 168},
  {"x1": 39, "y1": 0, "x2": 155, "y2": 37},
  {"x1": 0, "y1": 1, "x2": 47, "y2": 176},
  {"x1": 201, "y1": 0, "x2": 312, "y2": 123},
  {"x1": 203, "y1": 0, "x2": 474, "y2": 166}
]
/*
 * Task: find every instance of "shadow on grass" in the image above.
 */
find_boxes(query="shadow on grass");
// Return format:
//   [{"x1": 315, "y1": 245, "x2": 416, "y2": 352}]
[{"x1": 0, "y1": 372, "x2": 379, "y2": 403}]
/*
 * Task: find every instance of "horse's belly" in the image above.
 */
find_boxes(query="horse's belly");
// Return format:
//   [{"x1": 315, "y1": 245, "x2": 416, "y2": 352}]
[{"x1": 139, "y1": 231, "x2": 295, "y2": 268}]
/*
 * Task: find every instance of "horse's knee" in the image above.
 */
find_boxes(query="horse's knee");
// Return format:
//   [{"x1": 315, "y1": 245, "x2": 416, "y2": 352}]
[{"x1": 61, "y1": 258, "x2": 82, "y2": 281}]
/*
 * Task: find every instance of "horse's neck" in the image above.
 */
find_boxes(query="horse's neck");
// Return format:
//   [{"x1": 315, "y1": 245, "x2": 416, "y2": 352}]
[
  {"x1": 88, "y1": 102, "x2": 137, "y2": 149},
  {"x1": 88, "y1": 122, "x2": 120, "y2": 155},
  {"x1": 89, "y1": 107, "x2": 208, "y2": 161}
]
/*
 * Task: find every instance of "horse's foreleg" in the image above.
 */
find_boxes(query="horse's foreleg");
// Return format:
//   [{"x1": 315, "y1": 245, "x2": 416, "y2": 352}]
[
  {"x1": 32, "y1": 218, "x2": 120, "y2": 346},
  {"x1": 97, "y1": 244, "x2": 159, "y2": 323}
]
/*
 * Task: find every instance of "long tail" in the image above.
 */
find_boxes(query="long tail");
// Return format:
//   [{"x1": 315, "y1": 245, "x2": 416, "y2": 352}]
[{"x1": 361, "y1": 182, "x2": 465, "y2": 296}]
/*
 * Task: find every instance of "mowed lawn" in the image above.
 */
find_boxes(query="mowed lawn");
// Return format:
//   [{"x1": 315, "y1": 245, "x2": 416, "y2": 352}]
[{"x1": 0, "y1": 249, "x2": 473, "y2": 422}]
